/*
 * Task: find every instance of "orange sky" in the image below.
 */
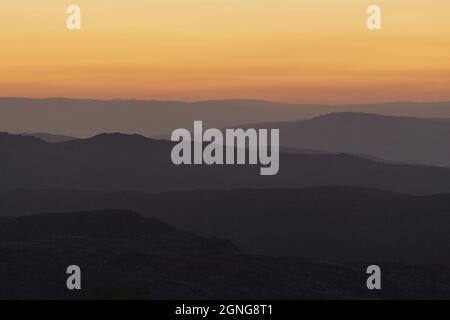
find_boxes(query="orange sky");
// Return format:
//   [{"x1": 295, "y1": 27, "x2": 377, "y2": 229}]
[{"x1": 1, "y1": 0, "x2": 450, "y2": 103}]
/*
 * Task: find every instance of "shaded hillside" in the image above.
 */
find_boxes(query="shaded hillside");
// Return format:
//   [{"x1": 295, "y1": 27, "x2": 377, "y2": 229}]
[
  {"x1": 2, "y1": 187, "x2": 450, "y2": 265},
  {"x1": 249, "y1": 112, "x2": 450, "y2": 167},
  {"x1": 1, "y1": 98, "x2": 450, "y2": 137},
  {"x1": 2, "y1": 133, "x2": 450, "y2": 195},
  {"x1": 1, "y1": 209, "x2": 450, "y2": 299},
  {"x1": 21, "y1": 133, "x2": 77, "y2": 143}
]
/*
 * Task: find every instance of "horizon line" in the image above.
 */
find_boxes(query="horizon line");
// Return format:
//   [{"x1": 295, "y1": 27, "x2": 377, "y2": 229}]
[{"x1": 0, "y1": 96, "x2": 449, "y2": 107}]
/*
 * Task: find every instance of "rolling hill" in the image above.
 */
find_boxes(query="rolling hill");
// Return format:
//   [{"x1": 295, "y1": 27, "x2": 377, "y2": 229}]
[
  {"x1": 1, "y1": 97, "x2": 450, "y2": 137},
  {"x1": 1, "y1": 187, "x2": 450, "y2": 265},
  {"x1": 1, "y1": 209, "x2": 450, "y2": 299},
  {"x1": 249, "y1": 112, "x2": 450, "y2": 167},
  {"x1": 2, "y1": 132, "x2": 450, "y2": 194}
]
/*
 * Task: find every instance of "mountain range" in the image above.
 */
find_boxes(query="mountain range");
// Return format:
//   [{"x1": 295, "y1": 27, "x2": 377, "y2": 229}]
[
  {"x1": 1, "y1": 97, "x2": 450, "y2": 137},
  {"x1": 2, "y1": 98, "x2": 450, "y2": 299},
  {"x1": 1, "y1": 186, "x2": 450, "y2": 265},
  {"x1": 247, "y1": 112, "x2": 450, "y2": 167},
  {"x1": 2, "y1": 132, "x2": 450, "y2": 195},
  {"x1": 1, "y1": 209, "x2": 450, "y2": 299}
]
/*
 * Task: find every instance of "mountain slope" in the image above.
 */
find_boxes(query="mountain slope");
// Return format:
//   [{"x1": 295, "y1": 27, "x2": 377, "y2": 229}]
[
  {"x1": 2, "y1": 133, "x2": 450, "y2": 194},
  {"x1": 21, "y1": 133, "x2": 77, "y2": 143},
  {"x1": 1, "y1": 187, "x2": 450, "y2": 264},
  {"x1": 1, "y1": 209, "x2": 450, "y2": 299},
  {"x1": 251, "y1": 112, "x2": 450, "y2": 167}
]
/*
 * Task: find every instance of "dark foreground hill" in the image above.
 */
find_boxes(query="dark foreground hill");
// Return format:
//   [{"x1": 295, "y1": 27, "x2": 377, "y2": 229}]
[
  {"x1": 2, "y1": 187, "x2": 450, "y2": 265},
  {"x1": 248, "y1": 112, "x2": 450, "y2": 167},
  {"x1": 1, "y1": 209, "x2": 450, "y2": 299},
  {"x1": 2, "y1": 132, "x2": 450, "y2": 195}
]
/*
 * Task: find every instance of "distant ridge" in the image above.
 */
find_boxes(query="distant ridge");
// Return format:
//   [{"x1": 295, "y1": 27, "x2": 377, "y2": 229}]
[
  {"x1": 21, "y1": 133, "x2": 77, "y2": 143},
  {"x1": 247, "y1": 112, "x2": 450, "y2": 168},
  {"x1": 1, "y1": 97, "x2": 450, "y2": 137}
]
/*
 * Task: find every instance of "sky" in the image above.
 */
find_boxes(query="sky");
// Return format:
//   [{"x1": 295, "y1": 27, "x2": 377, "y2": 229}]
[{"x1": 1, "y1": 0, "x2": 450, "y2": 103}]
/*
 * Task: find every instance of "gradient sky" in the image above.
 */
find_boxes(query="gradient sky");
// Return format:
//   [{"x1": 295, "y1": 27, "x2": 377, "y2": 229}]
[{"x1": 1, "y1": 0, "x2": 450, "y2": 103}]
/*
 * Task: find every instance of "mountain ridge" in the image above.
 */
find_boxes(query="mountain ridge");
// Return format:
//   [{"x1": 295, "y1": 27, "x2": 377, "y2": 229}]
[
  {"x1": 2, "y1": 97, "x2": 450, "y2": 137},
  {"x1": 2, "y1": 208, "x2": 450, "y2": 299},
  {"x1": 2, "y1": 132, "x2": 450, "y2": 194},
  {"x1": 1, "y1": 186, "x2": 450, "y2": 265},
  {"x1": 245, "y1": 112, "x2": 450, "y2": 168}
]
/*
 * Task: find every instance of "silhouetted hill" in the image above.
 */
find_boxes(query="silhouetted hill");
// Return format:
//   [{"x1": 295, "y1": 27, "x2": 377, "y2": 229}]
[
  {"x1": 2, "y1": 132, "x2": 450, "y2": 194},
  {"x1": 249, "y1": 112, "x2": 450, "y2": 167},
  {"x1": 1, "y1": 187, "x2": 450, "y2": 265},
  {"x1": 1, "y1": 97, "x2": 450, "y2": 137},
  {"x1": 0, "y1": 210, "x2": 184, "y2": 241},
  {"x1": 142, "y1": 187, "x2": 450, "y2": 265},
  {"x1": 0, "y1": 209, "x2": 237, "y2": 256},
  {"x1": 2, "y1": 209, "x2": 450, "y2": 299},
  {"x1": 21, "y1": 133, "x2": 77, "y2": 143}
]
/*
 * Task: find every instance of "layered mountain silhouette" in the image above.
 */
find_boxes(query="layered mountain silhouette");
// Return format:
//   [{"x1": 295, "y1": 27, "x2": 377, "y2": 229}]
[
  {"x1": 2, "y1": 132, "x2": 450, "y2": 195},
  {"x1": 2, "y1": 101, "x2": 450, "y2": 300},
  {"x1": 1, "y1": 186, "x2": 450, "y2": 265},
  {"x1": 249, "y1": 112, "x2": 450, "y2": 167},
  {"x1": 21, "y1": 133, "x2": 76, "y2": 143},
  {"x1": 2, "y1": 209, "x2": 450, "y2": 299},
  {"x1": 1, "y1": 98, "x2": 450, "y2": 137}
]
